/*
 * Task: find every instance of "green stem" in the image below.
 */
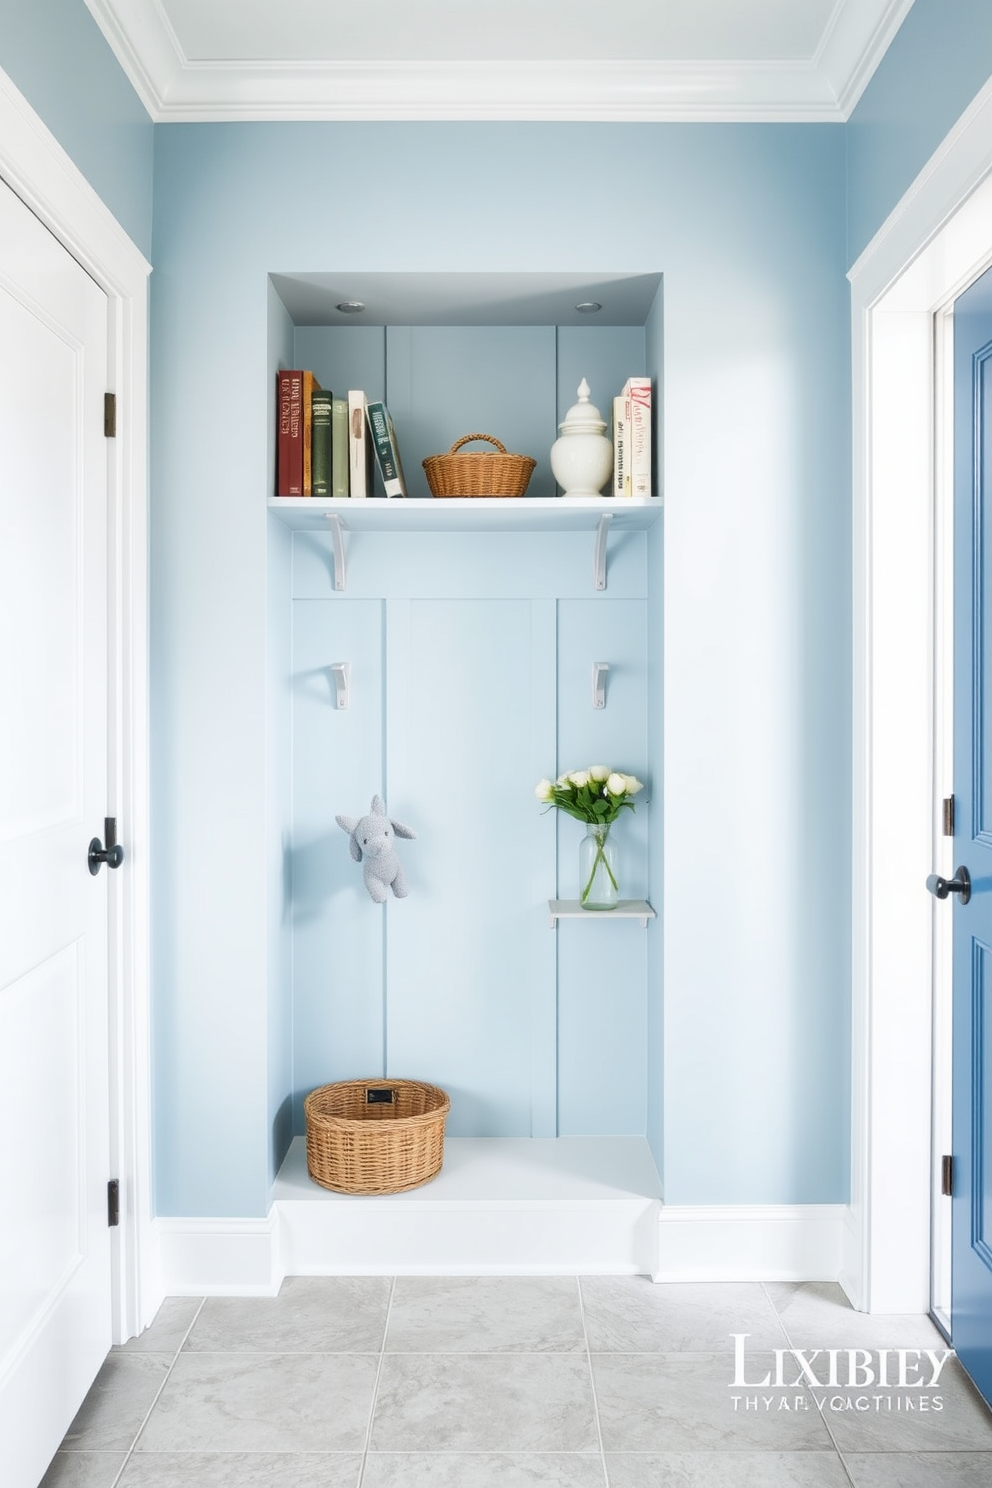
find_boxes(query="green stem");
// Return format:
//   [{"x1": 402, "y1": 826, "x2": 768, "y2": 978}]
[{"x1": 581, "y1": 831, "x2": 618, "y2": 904}]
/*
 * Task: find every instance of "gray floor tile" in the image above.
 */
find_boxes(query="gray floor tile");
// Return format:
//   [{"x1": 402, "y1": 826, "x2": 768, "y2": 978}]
[
  {"x1": 604, "y1": 1451, "x2": 853, "y2": 1487},
  {"x1": 817, "y1": 1357, "x2": 992, "y2": 1453},
  {"x1": 592, "y1": 1353, "x2": 835, "y2": 1452},
  {"x1": 386, "y1": 1276, "x2": 585, "y2": 1352},
  {"x1": 60, "y1": 1354, "x2": 172, "y2": 1453},
  {"x1": 362, "y1": 1452, "x2": 607, "y2": 1486},
  {"x1": 581, "y1": 1278, "x2": 788, "y2": 1354},
  {"x1": 118, "y1": 1453, "x2": 362, "y2": 1486},
  {"x1": 370, "y1": 1352, "x2": 599, "y2": 1452},
  {"x1": 765, "y1": 1283, "x2": 946, "y2": 1350},
  {"x1": 115, "y1": 1298, "x2": 203, "y2": 1356},
  {"x1": 133, "y1": 1352, "x2": 378, "y2": 1454},
  {"x1": 184, "y1": 1276, "x2": 391, "y2": 1353},
  {"x1": 843, "y1": 1451, "x2": 992, "y2": 1487},
  {"x1": 39, "y1": 1453, "x2": 127, "y2": 1488}
]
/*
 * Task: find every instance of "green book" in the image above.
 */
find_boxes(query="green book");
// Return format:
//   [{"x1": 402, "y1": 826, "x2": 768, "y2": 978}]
[
  {"x1": 310, "y1": 389, "x2": 333, "y2": 497},
  {"x1": 365, "y1": 399, "x2": 408, "y2": 498},
  {"x1": 331, "y1": 397, "x2": 349, "y2": 498}
]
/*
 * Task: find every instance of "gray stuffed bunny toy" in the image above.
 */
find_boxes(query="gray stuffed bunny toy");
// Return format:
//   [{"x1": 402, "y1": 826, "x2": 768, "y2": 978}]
[{"x1": 335, "y1": 795, "x2": 416, "y2": 903}]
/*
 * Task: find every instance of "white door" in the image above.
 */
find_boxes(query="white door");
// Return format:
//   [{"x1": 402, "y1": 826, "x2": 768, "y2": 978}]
[{"x1": 0, "y1": 178, "x2": 114, "y2": 1487}]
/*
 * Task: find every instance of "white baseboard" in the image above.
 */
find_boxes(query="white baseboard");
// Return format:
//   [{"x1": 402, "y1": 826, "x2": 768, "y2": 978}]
[
  {"x1": 653, "y1": 1203, "x2": 848, "y2": 1284},
  {"x1": 154, "y1": 1215, "x2": 282, "y2": 1297},
  {"x1": 151, "y1": 1141, "x2": 851, "y2": 1297}
]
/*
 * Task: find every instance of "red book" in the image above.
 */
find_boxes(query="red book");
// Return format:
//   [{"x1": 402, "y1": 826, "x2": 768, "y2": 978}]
[{"x1": 276, "y1": 369, "x2": 304, "y2": 496}]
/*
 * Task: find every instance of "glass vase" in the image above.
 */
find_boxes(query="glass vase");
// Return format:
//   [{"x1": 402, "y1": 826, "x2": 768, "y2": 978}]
[{"x1": 579, "y1": 822, "x2": 618, "y2": 910}]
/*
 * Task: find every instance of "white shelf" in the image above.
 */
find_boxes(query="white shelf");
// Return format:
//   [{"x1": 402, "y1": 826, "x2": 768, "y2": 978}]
[
  {"x1": 549, "y1": 899, "x2": 656, "y2": 928},
  {"x1": 271, "y1": 1135, "x2": 661, "y2": 1276},
  {"x1": 267, "y1": 495, "x2": 663, "y2": 533}
]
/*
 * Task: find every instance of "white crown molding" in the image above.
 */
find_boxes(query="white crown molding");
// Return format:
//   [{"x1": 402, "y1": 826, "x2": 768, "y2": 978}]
[
  {"x1": 816, "y1": 0, "x2": 915, "y2": 118},
  {"x1": 84, "y1": 0, "x2": 909, "y2": 123}
]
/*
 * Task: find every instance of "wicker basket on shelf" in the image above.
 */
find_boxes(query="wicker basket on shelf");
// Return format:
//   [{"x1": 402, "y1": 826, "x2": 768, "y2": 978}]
[
  {"x1": 423, "y1": 433, "x2": 536, "y2": 498},
  {"x1": 303, "y1": 1078, "x2": 450, "y2": 1195}
]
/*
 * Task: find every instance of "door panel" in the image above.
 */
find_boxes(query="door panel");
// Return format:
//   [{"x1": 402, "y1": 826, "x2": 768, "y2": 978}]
[
  {"x1": 951, "y1": 262, "x2": 992, "y2": 1406},
  {"x1": 0, "y1": 179, "x2": 112, "y2": 1487}
]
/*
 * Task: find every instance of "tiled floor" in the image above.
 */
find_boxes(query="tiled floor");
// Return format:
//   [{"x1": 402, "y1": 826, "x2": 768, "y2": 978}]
[{"x1": 41, "y1": 1277, "x2": 992, "y2": 1487}]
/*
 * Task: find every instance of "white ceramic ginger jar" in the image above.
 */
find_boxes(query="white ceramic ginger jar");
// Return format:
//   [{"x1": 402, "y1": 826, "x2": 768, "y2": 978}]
[{"x1": 550, "y1": 378, "x2": 614, "y2": 498}]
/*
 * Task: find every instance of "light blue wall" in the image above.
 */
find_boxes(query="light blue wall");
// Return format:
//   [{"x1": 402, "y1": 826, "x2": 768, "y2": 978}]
[
  {"x1": 151, "y1": 121, "x2": 850, "y2": 1215},
  {"x1": 846, "y1": 0, "x2": 992, "y2": 265},
  {"x1": 0, "y1": 0, "x2": 153, "y2": 257}
]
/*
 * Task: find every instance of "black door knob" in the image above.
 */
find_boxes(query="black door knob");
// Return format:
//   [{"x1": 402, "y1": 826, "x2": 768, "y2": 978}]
[
  {"x1": 926, "y1": 866, "x2": 971, "y2": 905},
  {"x1": 88, "y1": 817, "x2": 125, "y2": 875}
]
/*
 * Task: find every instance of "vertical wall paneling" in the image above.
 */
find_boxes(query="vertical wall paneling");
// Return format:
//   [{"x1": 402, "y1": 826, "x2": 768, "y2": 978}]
[
  {"x1": 384, "y1": 325, "x2": 558, "y2": 500},
  {"x1": 291, "y1": 594, "x2": 386, "y2": 1121},
  {"x1": 530, "y1": 599, "x2": 559, "y2": 1136},
  {"x1": 266, "y1": 512, "x2": 294, "y2": 1181},
  {"x1": 385, "y1": 597, "x2": 553, "y2": 1135},
  {"x1": 556, "y1": 595, "x2": 650, "y2": 1135},
  {"x1": 279, "y1": 298, "x2": 659, "y2": 1156},
  {"x1": 645, "y1": 518, "x2": 665, "y2": 1176},
  {"x1": 293, "y1": 325, "x2": 386, "y2": 410}
]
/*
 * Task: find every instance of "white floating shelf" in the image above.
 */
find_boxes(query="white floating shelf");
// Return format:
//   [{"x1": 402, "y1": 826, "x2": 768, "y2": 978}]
[
  {"x1": 267, "y1": 495, "x2": 662, "y2": 534},
  {"x1": 549, "y1": 899, "x2": 656, "y2": 928}
]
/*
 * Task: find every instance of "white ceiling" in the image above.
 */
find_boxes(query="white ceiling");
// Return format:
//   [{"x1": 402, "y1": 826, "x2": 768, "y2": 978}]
[{"x1": 84, "y1": 0, "x2": 916, "y2": 123}]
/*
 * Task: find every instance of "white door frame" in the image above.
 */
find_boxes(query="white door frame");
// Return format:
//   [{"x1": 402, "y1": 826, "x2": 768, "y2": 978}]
[
  {"x1": 848, "y1": 78, "x2": 992, "y2": 1313},
  {"x1": 0, "y1": 68, "x2": 154, "y2": 1341}
]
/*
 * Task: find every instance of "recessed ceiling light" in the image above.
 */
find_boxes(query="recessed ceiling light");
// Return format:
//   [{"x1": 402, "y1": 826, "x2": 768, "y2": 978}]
[
  {"x1": 336, "y1": 300, "x2": 366, "y2": 314},
  {"x1": 575, "y1": 301, "x2": 602, "y2": 314}
]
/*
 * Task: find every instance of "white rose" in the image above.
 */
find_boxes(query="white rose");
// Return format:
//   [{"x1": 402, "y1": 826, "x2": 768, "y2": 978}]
[
  {"x1": 606, "y1": 772, "x2": 627, "y2": 795},
  {"x1": 568, "y1": 770, "x2": 591, "y2": 788},
  {"x1": 535, "y1": 779, "x2": 554, "y2": 802},
  {"x1": 589, "y1": 765, "x2": 610, "y2": 782},
  {"x1": 623, "y1": 774, "x2": 644, "y2": 794},
  {"x1": 555, "y1": 773, "x2": 571, "y2": 787}
]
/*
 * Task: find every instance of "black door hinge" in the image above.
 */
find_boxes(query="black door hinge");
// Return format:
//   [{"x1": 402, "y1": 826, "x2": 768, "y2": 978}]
[
  {"x1": 104, "y1": 392, "x2": 117, "y2": 438},
  {"x1": 108, "y1": 1178, "x2": 120, "y2": 1227},
  {"x1": 941, "y1": 1155, "x2": 953, "y2": 1197}
]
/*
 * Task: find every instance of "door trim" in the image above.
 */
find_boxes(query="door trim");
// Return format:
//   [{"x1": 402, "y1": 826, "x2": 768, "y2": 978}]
[
  {"x1": 848, "y1": 76, "x2": 992, "y2": 1311},
  {"x1": 0, "y1": 68, "x2": 154, "y2": 1340}
]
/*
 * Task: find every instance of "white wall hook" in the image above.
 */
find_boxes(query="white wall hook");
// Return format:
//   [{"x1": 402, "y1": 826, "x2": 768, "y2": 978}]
[
  {"x1": 330, "y1": 661, "x2": 351, "y2": 710},
  {"x1": 592, "y1": 661, "x2": 610, "y2": 709},
  {"x1": 325, "y1": 512, "x2": 347, "y2": 590},
  {"x1": 593, "y1": 512, "x2": 612, "y2": 591}
]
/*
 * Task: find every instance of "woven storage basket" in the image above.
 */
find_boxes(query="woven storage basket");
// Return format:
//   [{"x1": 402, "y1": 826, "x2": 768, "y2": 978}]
[
  {"x1": 304, "y1": 1078, "x2": 450, "y2": 1195},
  {"x1": 423, "y1": 433, "x2": 536, "y2": 498}
]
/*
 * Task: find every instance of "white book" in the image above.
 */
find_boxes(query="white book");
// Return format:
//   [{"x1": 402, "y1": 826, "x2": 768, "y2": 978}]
[
  {"x1": 623, "y1": 376, "x2": 652, "y2": 498},
  {"x1": 347, "y1": 389, "x2": 371, "y2": 499},
  {"x1": 613, "y1": 393, "x2": 630, "y2": 499}
]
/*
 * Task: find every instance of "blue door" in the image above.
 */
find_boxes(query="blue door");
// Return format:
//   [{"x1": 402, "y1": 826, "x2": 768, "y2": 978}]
[{"x1": 947, "y1": 262, "x2": 992, "y2": 1405}]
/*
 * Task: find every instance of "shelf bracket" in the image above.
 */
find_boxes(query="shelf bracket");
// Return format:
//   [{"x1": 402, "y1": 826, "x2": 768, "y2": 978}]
[
  {"x1": 325, "y1": 513, "x2": 347, "y2": 591},
  {"x1": 330, "y1": 661, "x2": 351, "y2": 710},
  {"x1": 592, "y1": 661, "x2": 609, "y2": 709},
  {"x1": 593, "y1": 513, "x2": 612, "y2": 592}
]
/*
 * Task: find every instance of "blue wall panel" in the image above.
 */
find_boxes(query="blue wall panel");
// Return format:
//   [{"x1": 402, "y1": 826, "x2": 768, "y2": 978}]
[
  {"x1": 292, "y1": 598, "x2": 386, "y2": 1121},
  {"x1": 555, "y1": 598, "x2": 650, "y2": 1135},
  {"x1": 291, "y1": 530, "x2": 647, "y2": 603},
  {"x1": 385, "y1": 326, "x2": 558, "y2": 500},
  {"x1": 151, "y1": 119, "x2": 850, "y2": 1212},
  {"x1": 384, "y1": 598, "x2": 556, "y2": 1135}
]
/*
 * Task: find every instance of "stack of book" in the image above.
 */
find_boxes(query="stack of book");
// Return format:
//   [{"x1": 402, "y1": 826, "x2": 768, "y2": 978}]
[
  {"x1": 611, "y1": 376, "x2": 652, "y2": 499},
  {"x1": 275, "y1": 370, "x2": 407, "y2": 499}
]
